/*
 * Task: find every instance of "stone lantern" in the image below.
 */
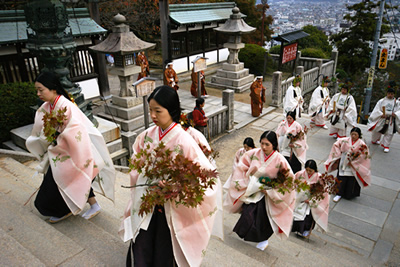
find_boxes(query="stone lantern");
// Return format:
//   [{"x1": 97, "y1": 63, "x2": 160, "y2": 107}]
[
  {"x1": 209, "y1": 7, "x2": 256, "y2": 92},
  {"x1": 89, "y1": 14, "x2": 156, "y2": 97},
  {"x1": 24, "y1": 0, "x2": 96, "y2": 123}
]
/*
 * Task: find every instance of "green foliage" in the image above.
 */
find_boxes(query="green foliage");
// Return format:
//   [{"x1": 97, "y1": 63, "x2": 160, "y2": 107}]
[
  {"x1": 258, "y1": 167, "x2": 309, "y2": 195},
  {"x1": 42, "y1": 107, "x2": 68, "y2": 145},
  {"x1": 128, "y1": 141, "x2": 218, "y2": 216},
  {"x1": 300, "y1": 48, "x2": 328, "y2": 59},
  {"x1": 330, "y1": 0, "x2": 390, "y2": 75},
  {"x1": 298, "y1": 25, "x2": 332, "y2": 53},
  {"x1": 0, "y1": 82, "x2": 37, "y2": 144},
  {"x1": 236, "y1": 0, "x2": 274, "y2": 45},
  {"x1": 269, "y1": 45, "x2": 281, "y2": 55},
  {"x1": 335, "y1": 68, "x2": 348, "y2": 80},
  {"x1": 239, "y1": 44, "x2": 267, "y2": 75}
]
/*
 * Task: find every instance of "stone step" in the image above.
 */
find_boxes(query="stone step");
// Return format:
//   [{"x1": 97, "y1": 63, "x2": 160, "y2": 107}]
[
  {"x1": 207, "y1": 80, "x2": 252, "y2": 93},
  {"x1": 94, "y1": 115, "x2": 121, "y2": 143},
  {"x1": 9, "y1": 116, "x2": 121, "y2": 152},
  {"x1": 51, "y1": 215, "x2": 128, "y2": 266},
  {"x1": 107, "y1": 138, "x2": 123, "y2": 155},
  {"x1": 216, "y1": 68, "x2": 250, "y2": 79},
  {"x1": 0, "y1": 227, "x2": 45, "y2": 267},
  {"x1": 110, "y1": 148, "x2": 129, "y2": 166},
  {"x1": 0, "y1": 193, "x2": 92, "y2": 266},
  {"x1": 222, "y1": 212, "x2": 374, "y2": 266},
  {"x1": 104, "y1": 102, "x2": 145, "y2": 120},
  {"x1": 211, "y1": 74, "x2": 254, "y2": 87},
  {"x1": 1, "y1": 140, "x2": 27, "y2": 152},
  {"x1": 0, "y1": 160, "x2": 128, "y2": 265},
  {"x1": 97, "y1": 111, "x2": 150, "y2": 132},
  {"x1": 0, "y1": 157, "x2": 42, "y2": 189}
]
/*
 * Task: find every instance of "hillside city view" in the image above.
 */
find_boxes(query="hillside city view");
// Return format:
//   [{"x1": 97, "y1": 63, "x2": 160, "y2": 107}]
[{"x1": 260, "y1": 0, "x2": 400, "y2": 60}]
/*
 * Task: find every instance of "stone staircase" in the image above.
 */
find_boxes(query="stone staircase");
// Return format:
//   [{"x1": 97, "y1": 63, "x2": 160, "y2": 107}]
[
  {"x1": 3, "y1": 116, "x2": 129, "y2": 166},
  {"x1": 0, "y1": 156, "x2": 379, "y2": 266}
]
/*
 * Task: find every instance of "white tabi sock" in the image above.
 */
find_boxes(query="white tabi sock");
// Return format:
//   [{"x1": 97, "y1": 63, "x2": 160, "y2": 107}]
[{"x1": 82, "y1": 202, "x2": 101, "y2": 220}]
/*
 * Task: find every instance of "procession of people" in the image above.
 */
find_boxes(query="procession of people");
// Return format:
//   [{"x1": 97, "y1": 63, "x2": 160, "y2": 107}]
[{"x1": 23, "y1": 59, "x2": 400, "y2": 266}]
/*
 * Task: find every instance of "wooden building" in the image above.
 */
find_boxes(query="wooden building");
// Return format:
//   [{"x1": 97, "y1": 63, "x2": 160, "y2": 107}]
[{"x1": 0, "y1": 8, "x2": 106, "y2": 84}]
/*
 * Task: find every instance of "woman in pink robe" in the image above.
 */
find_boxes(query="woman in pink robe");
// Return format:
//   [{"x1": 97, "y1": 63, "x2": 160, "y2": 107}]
[
  {"x1": 224, "y1": 131, "x2": 296, "y2": 251},
  {"x1": 325, "y1": 127, "x2": 371, "y2": 203},
  {"x1": 119, "y1": 85, "x2": 222, "y2": 267},
  {"x1": 276, "y1": 111, "x2": 308, "y2": 173},
  {"x1": 292, "y1": 160, "x2": 330, "y2": 238},
  {"x1": 223, "y1": 137, "x2": 255, "y2": 190},
  {"x1": 26, "y1": 72, "x2": 115, "y2": 223}
]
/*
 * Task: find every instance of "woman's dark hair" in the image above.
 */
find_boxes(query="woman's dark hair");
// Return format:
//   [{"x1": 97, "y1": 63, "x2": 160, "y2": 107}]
[
  {"x1": 305, "y1": 159, "x2": 318, "y2": 172},
  {"x1": 259, "y1": 130, "x2": 278, "y2": 151},
  {"x1": 148, "y1": 85, "x2": 181, "y2": 123},
  {"x1": 195, "y1": 97, "x2": 205, "y2": 108},
  {"x1": 350, "y1": 127, "x2": 362, "y2": 138},
  {"x1": 35, "y1": 71, "x2": 71, "y2": 101},
  {"x1": 286, "y1": 110, "x2": 296, "y2": 121},
  {"x1": 243, "y1": 137, "x2": 255, "y2": 148}
]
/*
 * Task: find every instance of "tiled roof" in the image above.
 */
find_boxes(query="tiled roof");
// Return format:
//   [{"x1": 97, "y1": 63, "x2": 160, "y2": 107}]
[
  {"x1": 0, "y1": 8, "x2": 106, "y2": 45},
  {"x1": 169, "y1": 2, "x2": 245, "y2": 25}
]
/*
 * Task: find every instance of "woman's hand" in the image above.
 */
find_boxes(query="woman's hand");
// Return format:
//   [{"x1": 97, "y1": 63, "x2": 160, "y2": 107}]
[{"x1": 288, "y1": 143, "x2": 294, "y2": 148}]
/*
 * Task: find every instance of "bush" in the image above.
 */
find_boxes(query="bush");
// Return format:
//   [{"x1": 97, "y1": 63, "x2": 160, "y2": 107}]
[
  {"x1": 335, "y1": 68, "x2": 348, "y2": 80},
  {"x1": 0, "y1": 82, "x2": 37, "y2": 144},
  {"x1": 300, "y1": 48, "x2": 328, "y2": 59},
  {"x1": 238, "y1": 44, "x2": 267, "y2": 75},
  {"x1": 269, "y1": 45, "x2": 281, "y2": 55}
]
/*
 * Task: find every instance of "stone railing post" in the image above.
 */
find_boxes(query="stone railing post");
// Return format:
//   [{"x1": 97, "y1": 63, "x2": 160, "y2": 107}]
[
  {"x1": 316, "y1": 59, "x2": 323, "y2": 84},
  {"x1": 295, "y1": 50, "x2": 302, "y2": 70},
  {"x1": 271, "y1": 71, "x2": 282, "y2": 107},
  {"x1": 331, "y1": 49, "x2": 338, "y2": 77},
  {"x1": 296, "y1": 66, "x2": 304, "y2": 89},
  {"x1": 121, "y1": 131, "x2": 137, "y2": 157},
  {"x1": 222, "y1": 89, "x2": 234, "y2": 130}
]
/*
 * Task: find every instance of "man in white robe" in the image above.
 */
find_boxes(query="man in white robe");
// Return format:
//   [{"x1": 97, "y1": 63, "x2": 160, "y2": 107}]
[
  {"x1": 368, "y1": 87, "x2": 400, "y2": 153},
  {"x1": 283, "y1": 75, "x2": 303, "y2": 117},
  {"x1": 325, "y1": 84, "x2": 357, "y2": 139},
  {"x1": 309, "y1": 76, "x2": 330, "y2": 129}
]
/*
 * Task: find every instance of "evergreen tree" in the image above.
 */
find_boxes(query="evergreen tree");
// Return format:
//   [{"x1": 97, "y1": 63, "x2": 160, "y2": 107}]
[
  {"x1": 298, "y1": 25, "x2": 332, "y2": 54},
  {"x1": 330, "y1": 0, "x2": 389, "y2": 76}
]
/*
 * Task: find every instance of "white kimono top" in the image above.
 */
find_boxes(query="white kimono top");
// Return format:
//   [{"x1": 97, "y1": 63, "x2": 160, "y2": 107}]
[
  {"x1": 367, "y1": 97, "x2": 400, "y2": 134},
  {"x1": 284, "y1": 85, "x2": 303, "y2": 116},
  {"x1": 326, "y1": 93, "x2": 357, "y2": 129}
]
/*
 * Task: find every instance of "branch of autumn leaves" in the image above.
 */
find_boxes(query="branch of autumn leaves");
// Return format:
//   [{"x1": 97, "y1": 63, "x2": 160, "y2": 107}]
[{"x1": 124, "y1": 141, "x2": 218, "y2": 217}]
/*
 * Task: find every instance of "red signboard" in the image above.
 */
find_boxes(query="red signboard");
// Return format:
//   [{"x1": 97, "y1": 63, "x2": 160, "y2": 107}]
[{"x1": 282, "y1": 43, "x2": 298, "y2": 64}]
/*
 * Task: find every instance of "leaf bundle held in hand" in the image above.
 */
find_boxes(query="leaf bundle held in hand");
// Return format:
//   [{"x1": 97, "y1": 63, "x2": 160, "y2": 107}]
[
  {"x1": 259, "y1": 167, "x2": 309, "y2": 195},
  {"x1": 307, "y1": 172, "x2": 340, "y2": 205},
  {"x1": 42, "y1": 107, "x2": 67, "y2": 145},
  {"x1": 128, "y1": 141, "x2": 218, "y2": 216}
]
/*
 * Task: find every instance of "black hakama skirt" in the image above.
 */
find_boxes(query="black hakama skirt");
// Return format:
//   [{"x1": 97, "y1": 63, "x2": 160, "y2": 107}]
[
  {"x1": 35, "y1": 167, "x2": 95, "y2": 217},
  {"x1": 285, "y1": 154, "x2": 302, "y2": 174},
  {"x1": 233, "y1": 197, "x2": 274, "y2": 242},
  {"x1": 292, "y1": 213, "x2": 315, "y2": 234},
  {"x1": 126, "y1": 205, "x2": 176, "y2": 267},
  {"x1": 337, "y1": 174, "x2": 361, "y2": 200}
]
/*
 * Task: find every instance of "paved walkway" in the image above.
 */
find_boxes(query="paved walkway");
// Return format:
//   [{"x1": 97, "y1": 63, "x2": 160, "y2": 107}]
[
  {"x1": 216, "y1": 110, "x2": 400, "y2": 264},
  {"x1": 106, "y1": 71, "x2": 399, "y2": 264}
]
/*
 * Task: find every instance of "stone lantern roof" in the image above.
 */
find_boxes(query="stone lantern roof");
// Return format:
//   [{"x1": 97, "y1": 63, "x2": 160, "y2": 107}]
[
  {"x1": 89, "y1": 14, "x2": 155, "y2": 55},
  {"x1": 213, "y1": 7, "x2": 255, "y2": 34}
]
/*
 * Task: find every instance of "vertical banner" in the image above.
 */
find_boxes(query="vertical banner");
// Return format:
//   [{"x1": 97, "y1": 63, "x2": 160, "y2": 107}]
[
  {"x1": 378, "y1": 48, "x2": 388, "y2": 69},
  {"x1": 282, "y1": 43, "x2": 298, "y2": 64}
]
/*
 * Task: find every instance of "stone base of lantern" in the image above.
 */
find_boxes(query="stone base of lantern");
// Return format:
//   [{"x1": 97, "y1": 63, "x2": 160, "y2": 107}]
[
  {"x1": 208, "y1": 62, "x2": 254, "y2": 93},
  {"x1": 97, "y1": 95, "x2": 146, "y2": 132}
]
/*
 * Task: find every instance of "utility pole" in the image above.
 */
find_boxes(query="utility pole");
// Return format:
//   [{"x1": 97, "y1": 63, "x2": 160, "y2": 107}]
[
  {"x1": 261, "y1": 0, "x2": 268, "y2": 47},
  {"x1": 362, "y1": 0, "x2": 385, "y2": 121}
]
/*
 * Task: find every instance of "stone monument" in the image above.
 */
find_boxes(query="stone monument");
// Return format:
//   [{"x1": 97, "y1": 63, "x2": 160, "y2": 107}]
[
  {"x1": 89, "y1": 14, "x2": 156, "y2": 157},
  {"x1": 208, "y1": 7, "x2": 256, "y2": 93}
]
